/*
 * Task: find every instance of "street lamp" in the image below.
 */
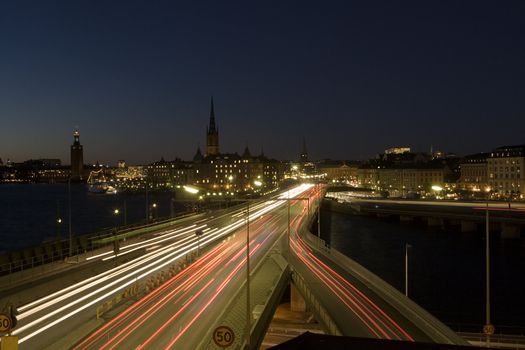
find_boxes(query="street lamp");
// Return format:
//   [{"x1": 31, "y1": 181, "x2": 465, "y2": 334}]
[
  {"x1": 405, "y1": 244, "x2": 412, "y2": 297},
  {"x1": 431, "y1": 185, "x2": 443, "y2": 199},
  {"x1": 113, "y1": 208, "x2": 120, "y2": 261},
  {"x1": 152, "y1": 203, "x2": 158, "y2": 221},
  {"x1": 68, "y1": 177, "x2": 73, "y2": 258},
  {"x1": 195, "y1": 229, "x2": 204, "y2": 256},
  {"x1": 113, "y1": 208, "x2": 120, "y2": 232},
  {"x1": 245, "y1": 201, "x2": 251, "y2": 349},
  {"x1": 483, "y1": 186, "x2": 494, "y2": 342}
]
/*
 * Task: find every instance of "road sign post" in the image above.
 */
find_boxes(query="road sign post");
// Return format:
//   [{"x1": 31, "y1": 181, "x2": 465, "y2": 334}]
[
  {"x1": 0, "y1": 313, "x2": 12, "y2": 334},
  {"x1": 213, "y1": 326, "x2": 235, "y2": 348}
]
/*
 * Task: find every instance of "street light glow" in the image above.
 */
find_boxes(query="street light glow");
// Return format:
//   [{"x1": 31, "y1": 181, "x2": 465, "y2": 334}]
[
  {"x1": 183, "y1": 185, "x2": 199, "y2": 194},
  {"x1": 431, "y1": 185, "x2": 443, "y2": 191},
  {"x1": 114, "y1": 209, "x2": 119, "y2": 215}
]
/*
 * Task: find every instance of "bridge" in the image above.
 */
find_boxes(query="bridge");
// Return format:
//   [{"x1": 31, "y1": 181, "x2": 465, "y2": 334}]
[
  {"x1": 1, "y1": 184, "x2": 468, "y2": 349},
  {"x1": 325, "y1": 192, "x2": 525, "y2": 239}
]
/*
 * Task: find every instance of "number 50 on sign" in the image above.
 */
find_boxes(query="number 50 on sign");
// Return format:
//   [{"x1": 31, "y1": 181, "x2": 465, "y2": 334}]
[
  {"x1": 213, "y1": 326, "x2": 235, "y2": 348},
  {"x1": 0, "y1": 313, "x2": 12, "y2": 333}
]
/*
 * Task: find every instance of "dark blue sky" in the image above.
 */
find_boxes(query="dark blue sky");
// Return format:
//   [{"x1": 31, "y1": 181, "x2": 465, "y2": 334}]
[{"x1": 1, "y1": 1, "x2": 524, "y2": 165}]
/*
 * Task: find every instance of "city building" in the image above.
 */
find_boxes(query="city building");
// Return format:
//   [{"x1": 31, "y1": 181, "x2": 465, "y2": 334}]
[
  {"x1": 145, "y1": 158, "x2": 193, "y2": 188},
  {"x1": 317, "y1": 161, "x2": 359, "y2": 184},
  {"x1": 458, "y1": 153, "x2": 489, "y2": 192},
  {"x1": 192, "y1": 98, "x2": 284, "y2": 195},
  {"x1": 70, "y1": 129, "x2": 84, "y2": 181},
  {"x1": 487, "y1": 144, "x2": 525, "y2": 199},
  {"x1": 385, "y1": 147, "x2": 411, "y2": 155},
  {"x1": 357, "y1": 159, "x2": 448, "y2": 197}
]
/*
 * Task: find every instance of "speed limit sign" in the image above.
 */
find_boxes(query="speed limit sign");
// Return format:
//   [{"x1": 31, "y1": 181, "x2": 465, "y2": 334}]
[
  {"x1": 0, "y1": 313, "x2": 12, "y2": 333},
  {"x1": 212, "y1": 325, "x2": 235, "y2": 348}
]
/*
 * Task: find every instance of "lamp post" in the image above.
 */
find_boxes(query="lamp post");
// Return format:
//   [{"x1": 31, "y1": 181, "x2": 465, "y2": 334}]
[
  {"x1": 317, "y1": 183, "x2": 321, "y2": 247},
  {"x1": 113, "y1": 208, "x2": 120, "y2": 231},
  {"x1": 184, "y1": 185, "x2": 200, "y2": 215},
  {"x1": 245, "y1": 201, "x2": 251, "y2": 349},
  {"x1": 484, "y1": 186, "x2": 494, "y2": 342},
  {"x1": 113, "y1": 208, "x2": 120, "y2": 262},
  {"x1": 145, "y1": 180, "x2": 149, "y2": 223},
  {"x1": 152, "y1": 203, "x2": 158, "y2": 221},
  {"x1": 195, "y1": 229, "x2": 204, "y2": 256},
  {"x1": 405, "y1": 244, "x2": 412, "y2": 297},
  {"x1": 68, "y1": 177, "x2": 73, "y2": 257},
  {"x1": 56, "y1": 199, "x2": 61, "y2": 241}
]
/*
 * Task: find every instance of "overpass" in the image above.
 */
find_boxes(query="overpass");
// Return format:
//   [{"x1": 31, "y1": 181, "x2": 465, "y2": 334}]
[{"x1": 2, "y1": 184, "x2": 468, "y2": 349}]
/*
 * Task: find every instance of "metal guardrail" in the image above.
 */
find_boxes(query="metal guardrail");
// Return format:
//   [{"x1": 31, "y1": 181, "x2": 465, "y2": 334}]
[
  {"x1": 0, "y1": 211, "x2": 203, "y2": 280},
  {"x1": 290, "y1": 268, "x2": 342, "y2": 336}
]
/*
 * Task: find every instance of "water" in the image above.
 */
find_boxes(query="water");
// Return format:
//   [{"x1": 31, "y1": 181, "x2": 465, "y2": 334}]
[
  {"x1": 321, "y1": 208, "x2": 525, "y2": 333},
  {"x1": 0, "y1": 184, "x2": 187, "y2": 252}
]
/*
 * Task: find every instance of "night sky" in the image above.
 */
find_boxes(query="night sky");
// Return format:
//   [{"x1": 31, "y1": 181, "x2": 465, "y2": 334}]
[{"x1": 1, "y1": 1, "x2": 524, "y2": 165}]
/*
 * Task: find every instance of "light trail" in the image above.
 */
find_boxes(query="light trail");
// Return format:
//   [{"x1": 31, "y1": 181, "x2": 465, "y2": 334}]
[
  {"x1": 288, "y1": 188, "x2": 414, "y2": 341},
  {"x1": 15, "y1": 184, "x2": 316, "y2": 349}
]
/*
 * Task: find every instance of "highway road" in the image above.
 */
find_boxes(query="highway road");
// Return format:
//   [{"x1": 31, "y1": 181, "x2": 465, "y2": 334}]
[
  {"x1": 71, "y1": 184, "x2": 312, "y2": 349},
  {"x1": 290, "y1": 190, "x2": 467, "y2": 345},
  {"x1": 11, "y1": 184, "x2": 313, "y2": 349},
  {"x1": 10, "y1": 183, "x2": 466, "y2": 349}
]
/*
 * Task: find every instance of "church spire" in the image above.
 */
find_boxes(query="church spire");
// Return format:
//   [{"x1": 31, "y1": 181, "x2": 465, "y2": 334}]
[
  {"x1": 209, "y1": 96, "x2": 216, "y2": 132},
  {"x1": 206, "y1": 96, "x2": 219, "y2": 156}
]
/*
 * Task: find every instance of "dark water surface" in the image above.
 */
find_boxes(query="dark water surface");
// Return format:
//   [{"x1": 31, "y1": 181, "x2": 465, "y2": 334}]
[
  {"x1": 0, "y1": 184, "x2": 185, "y2": 252},
  {"x1": 321, "y1": 208, "x2": 525, "y2": 334}
]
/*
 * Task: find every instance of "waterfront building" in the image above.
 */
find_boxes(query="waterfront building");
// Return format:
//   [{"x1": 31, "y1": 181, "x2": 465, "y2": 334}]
[
  {"x1": 317, "y1": 161, "x2": 359, "y2": 184},
  {"x1": 70, "y1": 130, "x2": 84, "y2": 181},
  {"x1": 487, "y1": 144, "x2": 525, "y2": 199},
  {"x1": 145, "y1": 158, "x2": 193, "y2": 188},
  {"x1": 357, "y1": 159, "x2": 447, "y2": 197},
  {"x1": 192, "y1": 150, "x2": 283, "y2": 193},
  {"x1": 458, "y1": 153, "x2": 489, "y2": 192}
]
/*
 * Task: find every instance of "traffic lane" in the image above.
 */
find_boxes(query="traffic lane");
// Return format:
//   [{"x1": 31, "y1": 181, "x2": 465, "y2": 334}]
[
  {"x1": 77, "y1": 210, "x2": 286, "y2": 349},
  {"x1": 290, "y1": 246, "x2": 434, "y2": 343},
  {"x1": 138, "y1": 212, "x2": 289, "y2": 349}
]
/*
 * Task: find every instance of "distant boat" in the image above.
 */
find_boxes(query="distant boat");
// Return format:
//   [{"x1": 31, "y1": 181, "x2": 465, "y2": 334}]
[
  {"x1": 87, "y1": 170, "x2": 116, "y2": 194},
  {"x1": 88, "y1": 181, "x2": 109, "y2": 193}
]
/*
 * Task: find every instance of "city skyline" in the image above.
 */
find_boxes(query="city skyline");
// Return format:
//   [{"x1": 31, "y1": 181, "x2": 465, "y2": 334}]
[{"x1": 1, "y1": 1, "x2": 525, "y2": 164}]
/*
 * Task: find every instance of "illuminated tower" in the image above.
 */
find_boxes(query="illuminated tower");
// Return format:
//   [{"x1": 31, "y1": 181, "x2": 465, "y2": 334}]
[
  {"x1": 206, "y1": 97, "x2": 219, "y2": 156},
  {"x1": 70, "y1": 129, "x2": 84, "y2": 181}
]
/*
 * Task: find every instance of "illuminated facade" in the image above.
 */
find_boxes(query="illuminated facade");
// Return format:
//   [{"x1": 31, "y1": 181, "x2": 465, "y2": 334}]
[
  {"x1": 145, "y1": 158, "x2": 193, "y2": 187},
  {"x1": 358, "y1": 161, "x2": 446, "y2": 196},
  {"x1": 193, "y1": 151, "x2": 283, "y2": 193},
  {"x1": 385, "y1": 147, "x2": 411, "y2": 155},
  {"x1": 318, "y1": 162, "x2": 358, "y2": 183},
  {"x1": 458, "y1": 153, "x2": 488, "y2": 191},
  {"x1": 487, "y1": 145, "x2": 525, "y2": 199}
]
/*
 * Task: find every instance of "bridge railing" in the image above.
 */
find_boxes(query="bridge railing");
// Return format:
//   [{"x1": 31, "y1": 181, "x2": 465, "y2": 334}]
[
  {"x1": 0, "y1": 210, "x2": 205, "y2": 286},
  {"x1": 300, "y1": 220, "x2": 468, "y2": 345},
  {"x1": 291, "y1": 268, "x2": 342, "y2": 336}
]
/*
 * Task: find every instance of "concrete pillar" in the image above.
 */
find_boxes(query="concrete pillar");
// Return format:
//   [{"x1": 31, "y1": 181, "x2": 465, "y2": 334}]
[
  {"x1": 461, "y1": 221, "x2": 477, "y2": 233},
  {"x1": 399, "y1": 215, "x2": 414, "y2": 223},
  {"x1": 501, "y1": 224, "x2": 521, "y2": 239},
  {"x1": 290, "y1": 284, "x2": 306, "y2": 312}
]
